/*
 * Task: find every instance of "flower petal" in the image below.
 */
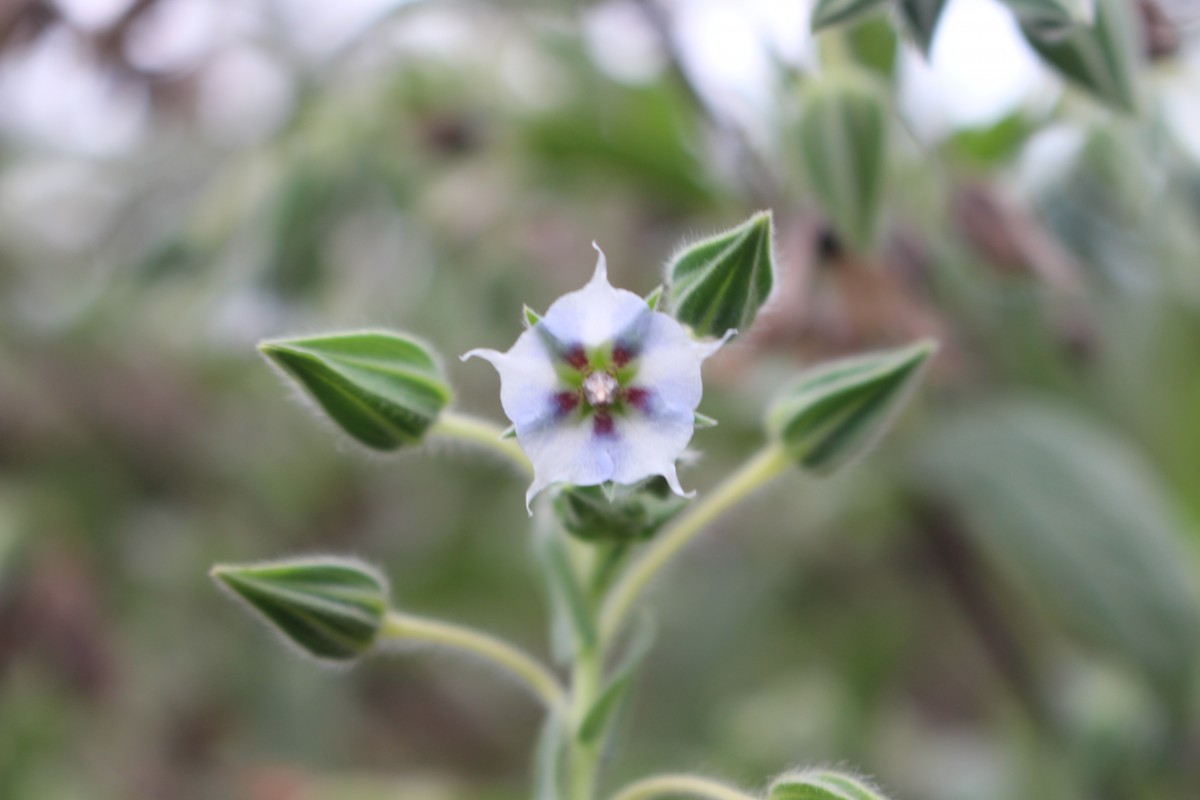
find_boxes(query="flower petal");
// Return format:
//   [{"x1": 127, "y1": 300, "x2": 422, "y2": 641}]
[
  {"x1": 539, "y1": 245, "x2": 650, "y2": 348},
  {"x1": 607, "y1": 406, "x2": 697, "y2": 497},
  {"x1": 462, "y1": 329, "x2": 559, "y2": 430},
  {"x1": 520, "y1": 418, "x2": 614, "y2": 511},
  {"x1": 634, "y1": 319, "x2": 733, "y2": 416}
]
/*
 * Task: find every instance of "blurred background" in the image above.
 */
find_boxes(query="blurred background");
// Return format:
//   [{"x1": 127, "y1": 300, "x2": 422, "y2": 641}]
[{"x1": 2, "y1": 0, "x2": 1200, "y2": 798}]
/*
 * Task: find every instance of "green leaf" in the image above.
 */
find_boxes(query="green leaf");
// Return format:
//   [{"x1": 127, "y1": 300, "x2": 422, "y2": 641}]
[
  {"x1": 897, "y1": 0, "x2": 951, "y2": 56},
  {"x1": 810, "y1": 0, "x2": 889, "y2": 31},
  {"x1": 797, "y1": 79, "x2": 888, "y2": 252},
  {"x1": 911, "y1": 400, "x2": 1200, "y2": 692},
  {"x1": 1021, "y1": 0, "x2": 1139, "y2": 112},
  {"x1": 767, "y1": 339, "x2": 935, "y2": 474},
  {"x1": 259, "y1": 330, "x2": 452, "y2": 451},
  {"x1": 666, "y1": 210, "x2": 776, "y2": 339},
  {"x1": 999, "y1": 0, "x2": 1093, "y2": 35},
  {"x1": 578, "y1": 615, "x2": 656, "y2": 744},
  {"x1": 845, "y1": 16, "x2": 900, "y2": 79},
  {"x1": 211, "y1": 557, "x2": 389, "y2": 664},
  {"x1": 771, "y1": 769, "x2": 891, "y2": 800}
]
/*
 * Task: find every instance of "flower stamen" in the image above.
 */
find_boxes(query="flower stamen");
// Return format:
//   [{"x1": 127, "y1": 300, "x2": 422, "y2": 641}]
[{"x1": 582, "y1": 371, "x2": 619, "y2": 408}]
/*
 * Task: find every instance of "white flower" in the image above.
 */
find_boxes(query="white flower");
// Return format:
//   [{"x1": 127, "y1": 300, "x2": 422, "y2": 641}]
[{"x1": 464, "y1": 244, "x2": 731, "y2": 510}]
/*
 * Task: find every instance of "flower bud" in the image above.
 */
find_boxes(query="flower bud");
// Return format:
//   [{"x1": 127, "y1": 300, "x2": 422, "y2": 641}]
[
  {"x1": 666, "y1": 210, "x2": 776, "y2": 340},
  {"x1": 771, "y1": 769, "x2": 892, "y2": 800},
  {"x1": 210, "y1": 557, "x2": 389, "y2": 664},
  {"x1": 767, "y1": 340, "x2": 935, "y2": 474},
  {"x1": 1021, "y1": 0, "x2": 1138, "y2": 113},
  {"x1": 797, "y1": 78, "x2": 887, "y2": 252},
  {"x1": 259, "y1": 330, "x2": 452, "y2": 451},
  {"x1": 553, "y1": 481, "x2": 684, "y2": 543}
]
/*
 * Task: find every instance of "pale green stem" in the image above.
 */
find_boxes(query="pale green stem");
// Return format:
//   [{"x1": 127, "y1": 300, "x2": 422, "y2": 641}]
[
  {"x1": 380, "y1": 611, "x2": 566, "y2": 714},
  {"x1": 430, "y1": 411, "x2": 533, "y2": 477},
  {"x1": 610, "y1": 775, "x2": 759, "y2": 800},
  {"x1": 600, "y1": 443, "x2": 790, "y2": 644},
  {"x1": 567, "y1": 644, "x2": 604, "y2": 800}
]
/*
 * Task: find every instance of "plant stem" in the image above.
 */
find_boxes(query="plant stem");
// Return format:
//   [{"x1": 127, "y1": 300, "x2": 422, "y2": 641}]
[
  {"x1": 610, "y1": 775, "x2": 759, "y2": 800},
  {"x1": 430, "y1": 411, "x2": 533, "y2": 477},
  {"x1": 380, "y1": 611, "x2": 566, "y2": 714},
  {"x1": 567, "y1": 643, "x2": 605, "y2": 800},
  {"x1": 600, "y1": 443, "x2": 790, "y2": 644}
]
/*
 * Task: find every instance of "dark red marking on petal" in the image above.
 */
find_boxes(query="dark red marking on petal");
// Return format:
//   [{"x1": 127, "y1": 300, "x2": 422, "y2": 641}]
[
  {"x1": 612, "y1": 345, "x2": 634, "y2": 368},
  {"x1": 564, "y1": 346, "x2": 588, "y2": 371},
  {"x1": 553, "y1": 391, "x2": 580, "y2": 414},
  {"x1": 593, "y1": 412, "x2": 615, "y2": 437},
  {"x1": 624, "y1": 386, "x2": 651, "y2": 410}
]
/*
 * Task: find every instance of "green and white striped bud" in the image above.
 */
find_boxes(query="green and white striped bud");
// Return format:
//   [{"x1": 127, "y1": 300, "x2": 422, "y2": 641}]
[
  {"x1": 665, "y1": 210, "x2": 776, "y2": 340},
  {"x1": 797, "y1": 79, "x2": 887, "y2": 253},
  {"x1": 767, "y1": 339, "x2": 936, "y2": 474},
  {"x1": 259, "y1": 330, "x2": 452, "y2": 451},
  {"x1": 1021, "y1": 0, "x2": 1138, "y2": 113},
  {"x1": 210, "y1": 556, "x2": 389, "y2": 664},
  {"x1": 771, "y1": 769, "x2": 892, "y2": 800}
]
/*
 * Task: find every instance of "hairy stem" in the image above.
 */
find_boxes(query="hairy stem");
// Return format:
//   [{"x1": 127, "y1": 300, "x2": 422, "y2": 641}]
[
  {"x1": 611, "y1": 775, "x2": 759, "y2": 800},
  {"x1": 567, "y1": 643, "x2": 605, "y2": 800},
  {"x1": 430, "y1": 411, "x2": 533, "y2": 476},
  {"x1": 380, "y1": 611, "x2": 566, "y2": 714},
  {"x1": 600, "y1": 443, "x2": 790, "y2": 643}
]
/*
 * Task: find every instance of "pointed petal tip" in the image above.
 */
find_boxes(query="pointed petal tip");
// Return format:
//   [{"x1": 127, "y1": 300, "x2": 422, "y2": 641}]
[
  {"x1": 589, "y1": 242, "x2": 608, "y2": 284},
  {"x1": 461, "y1": 348, "x2": 502, "y2": 364}
]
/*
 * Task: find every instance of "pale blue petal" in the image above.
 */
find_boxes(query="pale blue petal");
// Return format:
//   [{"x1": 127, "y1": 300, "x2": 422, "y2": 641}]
[
  {"x1": 607, "y1": 408, "x2": 696, "y2": 496},
  {"x1": 540, "y1": 245, "x2": 649, "y2": 347},
  {"x1": 462, "y1": 328, "x2": 559, "y2": 430},
  {"x1": 634, "y1": 318, "x2": 732, "y2": 415},
  {"x1": 521, "y1": 419, "x2": 614, "y2": 510}
]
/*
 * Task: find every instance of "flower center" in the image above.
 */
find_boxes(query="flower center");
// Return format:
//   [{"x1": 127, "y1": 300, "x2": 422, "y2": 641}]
[{"x1": 582, "y1": 370, "x2": 619, "y2": 408}]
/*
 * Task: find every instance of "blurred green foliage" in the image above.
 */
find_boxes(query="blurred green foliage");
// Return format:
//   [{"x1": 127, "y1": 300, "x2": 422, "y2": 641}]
[{"x1": 2, "y1": 1, "x2": 1200, "y2": 799}]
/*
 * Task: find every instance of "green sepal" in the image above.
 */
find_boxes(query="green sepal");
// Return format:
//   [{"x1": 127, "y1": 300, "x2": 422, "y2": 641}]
[
  {"x1": 897, "y1": 0, "x2": 951, "y2": 56},
  {"x1": 259, "y1": 330, "x2": 452, "y2": 451},
  {"x1": 797, "y1": 79, "x2": 887, "y2": 252},
  {"x1": 210, "y1": 556, "x2": 389, "y2": 664},
  {"x1": 771, "y1": 769, "x2": 892, "y2": 800},
  {"x1": 524, "y1": 305, "x2": 543, "y2": 328},
  {"x1": 1021, "y1": 0, "x2": 1139, "y2": 112},
  {"x1": 694, "y1": 412, "x2": 719, "y2": 429},
  {"x1": 644, "y1": 285, "x2": 664, "y2": 311},
  {"x1": 810, "y1": 0, "x2": 889, "y2": 31},
  {"x1": 578, "y1": 615, "x2": 656, "y2": 744},
  {"x1": 665, "y1": 210, "x2": 776, "y2": 339},
  {"x1": 767, "y1": 339, "x2": 936, "y2": 474},
  {"x1": 553, "y1": 482, "x2": 685, "y2": 544},
  {"x1": 500, "y1": 424, "x2": 518, "y2": 440}
]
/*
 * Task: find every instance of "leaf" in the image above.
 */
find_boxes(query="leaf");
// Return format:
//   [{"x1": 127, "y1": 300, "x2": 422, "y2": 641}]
[
  {"x1": 911, "y1": 399, "x2": 1200, "y2": 691},
  {"x1": 797, "y1": 79, "x2": 888, "y2": 252},
  {"x1": 771, "y1": 769, "x2": 891, "y2": 800},
  {"x1": 767, "y1": 340, "x2": 936, "y2": 474},
  {"x1": 666, "y1": 211, "x2": 776, "y2": 339},
  {"x1": 809, "y1": 0, "x2": 890, "y2": 32},
  {"x1": 259, "y1": 330, "x2": 452, "y2": 451},
  {"x1": 578, "y1": 615, "x2": 656, "y2": 744},
  {"x1": 897, "y1": 0, "x2": 951, "y2": 57},
  {"x1": 1021, "y1": 0, "x2": 1140, "y2": 113},
  {"x1": 211, "y1": 557, "x2": 389, "y2": 664}
]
